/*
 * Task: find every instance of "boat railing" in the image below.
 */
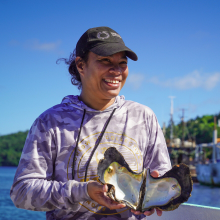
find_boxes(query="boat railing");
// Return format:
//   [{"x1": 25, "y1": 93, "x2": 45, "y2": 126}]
[
  {"x1": 148, "y1": 203, "x2": 220, "y2": 220},
  {"x1": 195, "y1": 142, "x2": 220, "y2": 164}
]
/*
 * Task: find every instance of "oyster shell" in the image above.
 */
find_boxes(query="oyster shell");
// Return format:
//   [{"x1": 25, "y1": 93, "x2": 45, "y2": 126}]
[{"x1": 97, "y1": 147, "x2": 193, "y2": 212}]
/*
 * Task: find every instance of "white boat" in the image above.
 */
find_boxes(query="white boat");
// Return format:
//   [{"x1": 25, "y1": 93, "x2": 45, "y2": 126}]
[{"x1": 195, "y1": 127, "x2": 220, "y2": 186}]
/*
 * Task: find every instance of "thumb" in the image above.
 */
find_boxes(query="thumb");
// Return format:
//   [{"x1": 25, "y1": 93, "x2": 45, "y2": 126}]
[
  {"x1": 94, "y1": 182, "x2": 108, "y2": 192},
  {"x1": 103, "y1": 184, "x2": 108, "y2": 193},
  {"x1": 151, "y1": 170, "x2": 159, "y2": 178}
]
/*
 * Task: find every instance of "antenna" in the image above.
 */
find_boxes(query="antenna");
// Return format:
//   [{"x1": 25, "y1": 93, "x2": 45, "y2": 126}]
[
  {"x1": 179, "y1": 108, "x2": 187, "y2": 147},
  {"x1": 169, "y1": 96, "x2": 175, "y2": 146}
]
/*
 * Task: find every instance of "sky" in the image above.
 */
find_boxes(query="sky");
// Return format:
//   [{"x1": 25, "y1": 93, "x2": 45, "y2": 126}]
[{"x1": 0, "y1": 0, "x2": 220, "y2": 135}]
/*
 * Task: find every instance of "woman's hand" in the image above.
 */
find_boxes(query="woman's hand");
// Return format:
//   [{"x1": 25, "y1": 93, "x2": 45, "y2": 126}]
[
  {"x1": 131, "y1": 208, "x2": 162, "y2": 217},
  {"x1": 87, "y1": 181, "x2": 126, "y2": 210},
  {"x1": 131, "y1": 170, "x2": 163, "y2": 217}
]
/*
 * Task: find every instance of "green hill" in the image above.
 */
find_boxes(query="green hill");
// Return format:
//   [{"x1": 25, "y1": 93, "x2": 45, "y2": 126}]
[
  {"x1": 165, "y1": 113, "x2": 220, "y2": 144},
  {"x1": 0, "y1": 130, "x2": 29, "y2": 166}
]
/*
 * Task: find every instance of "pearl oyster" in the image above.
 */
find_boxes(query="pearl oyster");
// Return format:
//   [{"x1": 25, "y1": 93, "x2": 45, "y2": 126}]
[{"x1": 97, "y1": 147, "x2": 193, "y2": 212}]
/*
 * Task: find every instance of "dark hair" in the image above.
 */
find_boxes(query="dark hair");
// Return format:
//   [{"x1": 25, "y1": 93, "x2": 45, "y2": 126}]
[{"x1": 56, "y1": 49, "x2": 89, "y2": 90}]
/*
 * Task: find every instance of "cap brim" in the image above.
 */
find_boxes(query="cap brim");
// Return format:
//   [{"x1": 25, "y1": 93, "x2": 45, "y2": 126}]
[{"x1": 90, "y1": 42, "x2": 138, "y2": 61}]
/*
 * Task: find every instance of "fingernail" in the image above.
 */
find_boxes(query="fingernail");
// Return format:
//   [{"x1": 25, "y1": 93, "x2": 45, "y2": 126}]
[{"x1": 144, "y1": 211, "x2": 151, "y2": 216}]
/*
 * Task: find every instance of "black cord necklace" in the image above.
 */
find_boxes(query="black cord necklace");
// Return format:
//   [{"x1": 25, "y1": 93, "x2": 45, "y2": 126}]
[
  {"x1": 71, "y1": 108, "x2": 116, "y2": 181},
  {"x1": 72, "y1": 109, "x2": 86, "y2": 180}
]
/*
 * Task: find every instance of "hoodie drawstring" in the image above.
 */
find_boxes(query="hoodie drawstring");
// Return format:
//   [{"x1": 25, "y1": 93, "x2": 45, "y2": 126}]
[
  {"x1": 71, "y1": 108, "x2": 116, "y2": 181},
  {"x1": 84, "y1": 108, "x2": 116, "y2": 182},
  {"x1": 72, "y1": 109, "x2": 86, "y2": 180}
]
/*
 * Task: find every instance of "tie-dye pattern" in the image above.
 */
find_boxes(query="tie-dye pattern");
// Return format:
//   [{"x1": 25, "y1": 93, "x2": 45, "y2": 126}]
[{"x1": 10, "y1": 95, "x2": 171, "y2": 219}]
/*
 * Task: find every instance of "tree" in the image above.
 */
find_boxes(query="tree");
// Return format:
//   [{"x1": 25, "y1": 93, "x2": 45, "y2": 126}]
[{"x1": 0, "y1": 130, "x2": 28, "y2": 166}]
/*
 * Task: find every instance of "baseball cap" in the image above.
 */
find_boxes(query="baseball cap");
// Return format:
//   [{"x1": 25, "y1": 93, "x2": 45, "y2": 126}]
[{"x1": 76, "y1": 26, "x2": 138, "y2": 61}]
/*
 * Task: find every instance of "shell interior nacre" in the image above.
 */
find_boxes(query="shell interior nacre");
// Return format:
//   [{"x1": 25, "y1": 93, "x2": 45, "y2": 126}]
[
  {"x1": 142, "y1": 169, "x2": 181, "y2": 210},
  {"x1": 97, "y1": 147, "x2": 193, "y2": 212},
  {"x1": 103, "y1": 162, "x2": 144, "y2": 209}
]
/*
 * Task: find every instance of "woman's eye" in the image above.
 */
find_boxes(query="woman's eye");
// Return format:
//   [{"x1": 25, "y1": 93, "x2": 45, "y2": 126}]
[
  {"x1": 101, "y1": 58, "x2": 111, "y2": 63},
  {"x1": 120, "y1": 61, "x2": 127, "y2": 65}
]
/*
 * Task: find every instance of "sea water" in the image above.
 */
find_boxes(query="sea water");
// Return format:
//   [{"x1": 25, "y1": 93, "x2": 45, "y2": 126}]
[
  {"x1": 1, "y1": 167, "x2": 220, "y2": 220},
  {"x1": 0, "y1": 167, "x2": 45, "y2": 220}
]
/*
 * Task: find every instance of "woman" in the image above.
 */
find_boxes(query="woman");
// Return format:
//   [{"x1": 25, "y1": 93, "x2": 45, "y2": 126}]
[{"x1": 10, "y1": 26, "x2": 171, "y2": 220}]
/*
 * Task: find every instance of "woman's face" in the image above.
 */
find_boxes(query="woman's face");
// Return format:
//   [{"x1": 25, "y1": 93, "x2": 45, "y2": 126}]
[{"x1": 80, "y1": 51, "x2": 128, "y2": 100}]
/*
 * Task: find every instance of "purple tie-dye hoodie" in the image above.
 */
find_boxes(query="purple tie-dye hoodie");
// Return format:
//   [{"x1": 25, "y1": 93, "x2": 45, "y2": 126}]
[{"x1": 10, "y1": 95, "x2": 171, "y2": 220}]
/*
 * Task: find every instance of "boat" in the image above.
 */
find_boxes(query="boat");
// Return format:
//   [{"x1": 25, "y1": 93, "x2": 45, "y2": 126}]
[{"x1": 195, "y1": 120, "x2": 220, "y2": 186}]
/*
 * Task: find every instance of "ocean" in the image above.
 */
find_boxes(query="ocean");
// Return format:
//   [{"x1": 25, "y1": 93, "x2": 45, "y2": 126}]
[{"x1": 1, "y1": 166, "x2": 220, "y2": 220}]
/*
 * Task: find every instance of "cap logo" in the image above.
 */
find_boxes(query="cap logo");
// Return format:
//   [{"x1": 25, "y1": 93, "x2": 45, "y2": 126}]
[
  {"x1": 97, "y1": 31, "x2": 110, "y2": 40},
  {"x1": 111, "y1": 32, "x2": 121, "y2": 38}
]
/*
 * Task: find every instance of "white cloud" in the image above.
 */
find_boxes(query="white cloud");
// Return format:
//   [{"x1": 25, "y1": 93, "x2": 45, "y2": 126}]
[
  {"x1": 149, "y1": 70, "x2": 220, "y2": 90},
  {"x1": 127, "y1": 74, "x2": 144, "y2": 89},
  {"x1": 204, "y1": 73, "x2": 220, "y2": 90},
  {"x1": 25, "y1": 39, "x2": 61, "y2": 51}
]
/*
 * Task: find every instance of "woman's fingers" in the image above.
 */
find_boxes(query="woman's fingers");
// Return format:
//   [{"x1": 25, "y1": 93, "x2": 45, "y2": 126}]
[
  {"x1": 156, "y1": 208, "x2": 162, "y2": 216},
  {"x1": 102, "y1": 183, "x2": 108, "y2": 193},
  {"x1": 105, "y1": 199, "x2": 126, "y2": 210},
  {"x1": 131, "y1": 208, "x2": 155, "y2": 216},
  {"x1": 150, "y1": 170, "x2": 159, "y2": 178},
  {"x1": 143, "y1": 208, "x2": 155, "y2": 216},
  {"x1": 87, "y1": 181, "x2": 126, "y2": 210},
  {"x1": 131, "y1": 208, "x2": 162, "y2": 217},
  {"x1": 131, "y1": 209, "x2": 141, "y2": 215},
  {"x1": 101, "y1": 191, "x2": 126, "y2": 210}
]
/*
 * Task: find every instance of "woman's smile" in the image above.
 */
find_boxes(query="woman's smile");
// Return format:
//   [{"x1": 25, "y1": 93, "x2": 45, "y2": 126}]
[{"x1": 103, "y1": 78, "x2": 121, "y2": 88}]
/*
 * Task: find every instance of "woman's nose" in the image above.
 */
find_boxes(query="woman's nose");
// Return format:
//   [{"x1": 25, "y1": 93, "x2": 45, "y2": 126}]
[{"x1": 109, "y1": 65, "x2": 122, "y2": 75}]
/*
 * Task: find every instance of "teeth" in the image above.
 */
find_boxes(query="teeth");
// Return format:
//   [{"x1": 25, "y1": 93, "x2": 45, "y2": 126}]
[{"x1": 105, "y1": 79, "x2": 119, "y2": 84}]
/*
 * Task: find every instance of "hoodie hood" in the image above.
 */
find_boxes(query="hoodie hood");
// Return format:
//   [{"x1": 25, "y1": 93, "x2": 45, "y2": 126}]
[{"x1": 61, "y1": 95, "x2": 125, "y2": 113}]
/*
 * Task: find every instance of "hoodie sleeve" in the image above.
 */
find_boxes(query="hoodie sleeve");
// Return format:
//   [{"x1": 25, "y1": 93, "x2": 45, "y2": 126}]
[
  {"x1": 143, "y1": 112, "x2": 172, "y2": 176},
  {"x1": 10, "y1": 117, "x2": 91, "y2": 211}
]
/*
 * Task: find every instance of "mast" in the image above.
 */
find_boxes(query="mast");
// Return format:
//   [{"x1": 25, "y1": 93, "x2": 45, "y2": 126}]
[
  {"x1": 162, "y1": 122, "x2": 166, "y2": 135},
  {"x1": 212, "y1": 116, "x2": 217, "y2": 163},
  {"x1": 179, "y1": 108, "x2": 187, "y2": 147},
  {"x1": 169, "y1": 96, "x2": 175, "y2": 146}
]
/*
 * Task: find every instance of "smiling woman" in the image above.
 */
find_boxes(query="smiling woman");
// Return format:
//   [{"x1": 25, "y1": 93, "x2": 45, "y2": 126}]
[
  {"x1": 58, "y1": 27, "x2": 135, "y2": 111},
  {"x1": 10, "y1": 26, "x2": 171, "y2": 220}
]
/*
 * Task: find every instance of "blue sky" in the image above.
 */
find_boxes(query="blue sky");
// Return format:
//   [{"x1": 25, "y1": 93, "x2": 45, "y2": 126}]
[{"x1": 1, "y1": 0, "x2": 220, "y2": 135}]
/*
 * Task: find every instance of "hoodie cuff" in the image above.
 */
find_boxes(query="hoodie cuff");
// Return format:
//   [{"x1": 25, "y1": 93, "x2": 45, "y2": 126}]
[{"x1": 70, "y1": 181, "x2": 92, "y2": 202}]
